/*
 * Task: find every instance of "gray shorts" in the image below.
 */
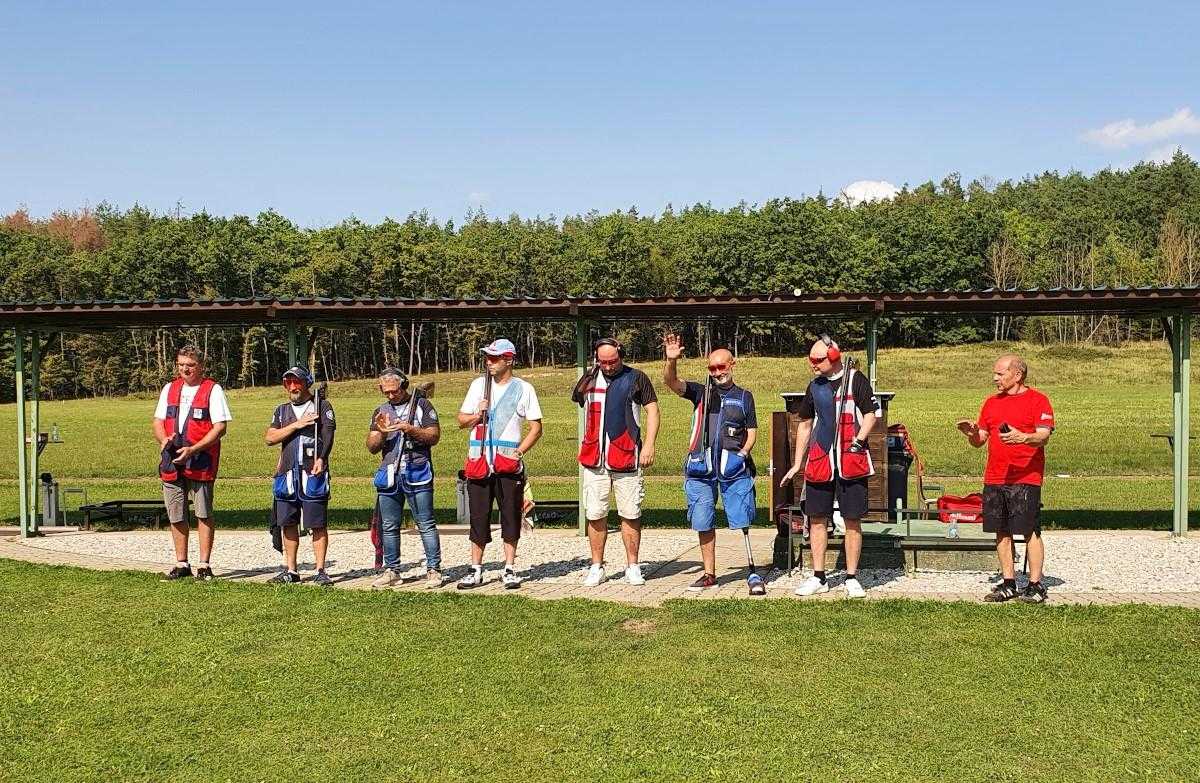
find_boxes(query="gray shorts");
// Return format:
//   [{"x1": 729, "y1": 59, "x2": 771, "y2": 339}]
[{"x1": 162, "y1": 479, "x2": 215, "y2": 524}]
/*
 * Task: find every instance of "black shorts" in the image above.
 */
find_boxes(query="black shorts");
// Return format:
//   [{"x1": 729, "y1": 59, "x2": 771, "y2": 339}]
[
  {"x1": 804, "y1": 477, "x2": 869, "y2": 521},
  {"x1": 273, "y1": 498, "x2": 328, "y2": 529},
  {"x1": 466, "y1": 472, "x2": 526, "y2": 546},
  {"x1": 983, "y1": 484, "x2": 1041, "y2": 537}
]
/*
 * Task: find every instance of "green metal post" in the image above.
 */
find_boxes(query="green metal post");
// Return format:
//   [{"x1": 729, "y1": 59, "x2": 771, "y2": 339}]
[
  {"x1": 1172, "y1": 313, "x2": 1191, "y2": 537},
  {"x1": 286, "y1": 322, "x2": 299, "y2": 368},
  {"x1": 14, "y1": 327, "x2": 29, "y2": 538},
  {"x1": 29, "y1": 333, "x2": 41, "y2": 534},
  {"x1": 865, "y1": 317, "x2": 878, "y2": 387},
  {"x1": 575, "y1": 318, "x2": 589, "y2": 536}
]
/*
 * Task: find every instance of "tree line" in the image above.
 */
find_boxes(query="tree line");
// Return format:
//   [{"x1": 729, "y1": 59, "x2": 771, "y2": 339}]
[{"x1": 3, "y1": 152, "x2": 1199, "y2": 400}]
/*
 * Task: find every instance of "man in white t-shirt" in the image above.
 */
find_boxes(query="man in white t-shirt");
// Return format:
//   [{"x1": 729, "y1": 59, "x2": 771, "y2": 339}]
[
  {"x1": 455, "y1": 338, "x2": 544, "y2": 589},
  {"x1": 152, "y1": 345, "x2": 232, "y2": 581}
]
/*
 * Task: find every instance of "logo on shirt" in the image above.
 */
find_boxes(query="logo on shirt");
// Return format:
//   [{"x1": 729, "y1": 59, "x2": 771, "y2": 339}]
[
  {"x1": 325, "y1": 409, "x2": 335, "y2": 421},
  {"x1": 1040, "y1": 413, "x2": 1053, "y2": 420}
]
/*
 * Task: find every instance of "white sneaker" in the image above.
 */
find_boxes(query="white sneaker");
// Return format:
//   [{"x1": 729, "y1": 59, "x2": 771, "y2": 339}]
[
  {"x1": 625, "y1": 563, "x2": 645, "y2": 586},
  {"x1": 371, "y1": 569, "x2": 403, "y2": 590},
  {"x1": 583, "y1": 564, "x2": 607, "y2": 587},
  {"x1": 794, "y1": 575, "x2": 830, "y2": 596},
  {"x1": 844, "y1": 577, "x2": 866, "y2": 599}
]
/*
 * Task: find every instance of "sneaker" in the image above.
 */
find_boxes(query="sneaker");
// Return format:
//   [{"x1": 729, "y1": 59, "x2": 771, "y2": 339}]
[
  {"x1": 310, "y1": 570, "x2": 334, "y2": 587},
  {"x1": 1018, "y1": 582, "x2": 1048, "y2": 604},
  {"x1": 267, "y1": 570, "x2": 301, "y2": 585},
  {"x1": 794, "y1": 575, "x2": 830, "y2": 596},
  {"x1": 984, "y1": 582, "x2": 1020, "y2": 603},
  {"x1": 583, "y1": 564, "x2": 607, "y2": 587},
  {"x1": 844, "y1": 577, "x2": 866, "y2": 599},
  {"x1": 194, "y1": 566, "x2": 214, "y2": 581},
  {"x1": 425, "y1": 569, "x2": 444, "y2": 590},
  {"x1": 502, "y1": 567, "x2": 521, "y2": 590},
  {"x1": 625, "y1": 563, "x2": 646, "y2": 586},
  {"x1": 687, "y1": 573, "x2": 718, "y2": 591},
  {"x1": 161, "y1": 565, "x2": 192, "y2": 581},
  {"x1": 747, "y1": 573, "x2": 767, "y2": 596},
  {"x1": 371, "y1": 569, "x2": 403, "y2": 590},
  {"x1": 457, "y1": 568, "x2": 485, "y2": 590}
]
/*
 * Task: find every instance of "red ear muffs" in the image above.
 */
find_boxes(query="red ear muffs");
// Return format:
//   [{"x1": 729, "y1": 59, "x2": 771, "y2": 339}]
[
  {"x1": 819, "y1": 333, "x2": 840, "y2": 363},
  {"x1": 827, "y1": 345, "x2": 840, "y2": 363}
]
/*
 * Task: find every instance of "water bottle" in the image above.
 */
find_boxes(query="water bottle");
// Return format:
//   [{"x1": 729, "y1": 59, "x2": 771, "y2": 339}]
[
  {"x1": 50, "y1": 423, "x2": 61, "y2": 443},
  {"x1": 947, "y1": 519, "x2": 960, "y2": 539}
]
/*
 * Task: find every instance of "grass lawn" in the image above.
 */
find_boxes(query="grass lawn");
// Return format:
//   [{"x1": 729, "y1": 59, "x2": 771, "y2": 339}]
[
  {"x1": 0, "y1": 560, "x2": 1197, "y2": 782},
  {"x1": 4, "y1": 341, "x2": 1199, "y2": 528}
]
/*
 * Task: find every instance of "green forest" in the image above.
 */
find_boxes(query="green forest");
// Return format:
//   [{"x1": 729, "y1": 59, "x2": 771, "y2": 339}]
[{"x1": 3, "y1": 153, "x2": 1199, "y2": 401}]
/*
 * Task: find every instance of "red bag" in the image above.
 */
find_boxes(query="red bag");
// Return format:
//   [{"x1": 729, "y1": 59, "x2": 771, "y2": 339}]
[{"x1": 937, "y1": 493, "x2": 983, "y2": 524}]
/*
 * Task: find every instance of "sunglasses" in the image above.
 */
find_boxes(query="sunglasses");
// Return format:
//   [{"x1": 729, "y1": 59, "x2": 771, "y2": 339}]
[
  {"x1": 282, "y1": 378, "x2": 305, "y2": 390},
  {"x1": 809, "y1": 356, "x2": 828, "y2": 366},
  {"x1": 598, "y1": 358, "x2": 621, "y2": 367},
  {"x1": 484, "y1": 353, "x2": 514, "y2": 363},
  {"x1": 707, "y1": 363, "x2": 729, "y2": 373}
]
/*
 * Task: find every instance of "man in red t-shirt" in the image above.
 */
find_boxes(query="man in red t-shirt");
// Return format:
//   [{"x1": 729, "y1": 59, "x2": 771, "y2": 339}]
[{"x1": 957, "y1": 354, "x2": 1054, "y2": 603}]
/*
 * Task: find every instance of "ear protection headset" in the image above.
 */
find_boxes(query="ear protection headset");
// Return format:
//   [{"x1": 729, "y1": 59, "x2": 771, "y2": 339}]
[
  {"x1": 379, "y1": 367, "x2": 410, "y2": 390},
  {"x1": 593, "y1": 337, "x2": 625, "y2": 361},
  {"x1": 818, "y1": 333, "x2": 841, "y2": 363}
]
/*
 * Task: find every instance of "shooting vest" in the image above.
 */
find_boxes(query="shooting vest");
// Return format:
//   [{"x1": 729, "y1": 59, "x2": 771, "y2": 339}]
[
  {"x1": 685, "y1": 383, "x2": 752, "y2": 479},
  {"x1": 578, "y1": 368, "x2": 642, "y2": 472},
  {"x1": 803, "y1": 368, "x2": 873, "y2": 483},
  {"x1": 163, "y1": 377, "x2": 221, "y2": 481}
]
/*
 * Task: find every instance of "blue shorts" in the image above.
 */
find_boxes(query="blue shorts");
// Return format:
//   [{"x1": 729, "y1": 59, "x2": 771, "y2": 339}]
[
  {"x1": 685, "y1": 474, "x2": 756, "y2": 532},
  {"x1": 273, "y1": 498, "x2": 328, "y2": 529}
]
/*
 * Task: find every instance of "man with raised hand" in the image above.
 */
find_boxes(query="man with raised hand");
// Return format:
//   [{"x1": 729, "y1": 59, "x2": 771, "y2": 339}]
[
  {"x1": 780, "y1": 335, "x2": 880, "y2": 599},
  {"x1": 663, "y1": 334, "x2": 762, "y2": 594},
  {"x1": 957, "y1": 354, "x2": 1054, "y2": 603},
  {"x1": 153, "y1": 344, "x2": 232, "y2": 581},
  {"x1": 456, "y1": 338, "x2": 543, "y2": 590},
  {"x1": 265, "y1": 366, "x2": 336, "y2": 586},
  {"x1": 367, "y1": 369, "x2": 443, "y2": 590},
  {"x1": 573, "y1": 337, "x2": 660, "y2": 587}
]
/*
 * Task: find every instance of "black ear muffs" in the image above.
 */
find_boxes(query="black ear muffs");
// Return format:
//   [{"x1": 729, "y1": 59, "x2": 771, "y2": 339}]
[
  {"x1": 380, "y1": 367, "x2": 409, "y2": 389},
  {"x1": 593, "y1": 337, "x2": 624, "y2": 361},
  {"x1": 818, "y1": 334, "x2": 841, "y2": 363}
]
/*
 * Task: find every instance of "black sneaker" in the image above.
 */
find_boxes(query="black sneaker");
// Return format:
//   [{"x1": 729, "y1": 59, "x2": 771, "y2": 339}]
[
  {"x1": 161, "y1": 565, "x2": 192, "y2": 581},
  {"x1": 1018, "y1": 582, "x2": 1048, "y2": 604},
  {"x1": 984, "y1": 582, "x2": 1020, "y2": 603},
  {"x1": 195, "y1": 566, "x2": 214, "y2": 581},
  {"x1": 267, "y1": 571, "x2": 301, "y2": 585},
  {"x1": 310, "y1": 570, "x2": 334, "y2": 587}
]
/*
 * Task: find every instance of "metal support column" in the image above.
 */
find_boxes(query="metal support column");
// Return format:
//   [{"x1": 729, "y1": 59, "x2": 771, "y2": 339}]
[
  {"x1": 14, "y1": 327, "x2": 29, "y2": 538},
  {"x1": 1171, "y1": 313, "x2": 1191, "y2": 537},
  {"x1": 865, "y1": 317, "x2": 879, "y2": 386},
  {"x1": 286, "y1": 322, "x2": 299, "y2": 368},
  {"x1": 575, "y1": 318, "x2": 589, "y2": 536},
  {"x1": 29, "y1": 333, "x2": 42, "y2": 534}
]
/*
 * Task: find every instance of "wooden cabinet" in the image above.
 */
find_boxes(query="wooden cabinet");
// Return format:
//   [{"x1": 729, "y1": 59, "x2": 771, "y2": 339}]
[{"x1": 769, "y1": 391, "x2": 894, "y2": 523}]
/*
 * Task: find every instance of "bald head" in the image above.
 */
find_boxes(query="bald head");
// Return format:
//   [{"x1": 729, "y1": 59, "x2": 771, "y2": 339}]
[
  {"x1": 993, "y1": 353, "x2": 1028, "y2": 394},
  {"x1": 706, "y1": 348, "x2": 736, "y2": 386}
]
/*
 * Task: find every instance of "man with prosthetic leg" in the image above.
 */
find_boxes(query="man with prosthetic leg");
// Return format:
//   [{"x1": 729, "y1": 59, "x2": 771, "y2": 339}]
[
  {"x1": 662, "y1": 334, "x2": 764, "y2": 595},
  {"x1": 780, "y1": 335, "x2": 880, "y2": 599}
]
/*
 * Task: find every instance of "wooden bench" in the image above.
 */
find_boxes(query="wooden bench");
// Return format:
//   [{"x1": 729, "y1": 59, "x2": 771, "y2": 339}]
[{"x1": 80, "y1": 500, "x2": 168, "y2": 530}]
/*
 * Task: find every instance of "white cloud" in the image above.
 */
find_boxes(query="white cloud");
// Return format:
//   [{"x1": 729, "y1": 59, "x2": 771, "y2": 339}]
[
  {"x1": 1083, "y1": 107, "x2": 1200, "y2": 149},
  {"x1": 837, "y1": 180, "x2": 900, "y2": 206},
  {"x1": 1143, "y1": 144, "x2": 1190, "y2": 164}
]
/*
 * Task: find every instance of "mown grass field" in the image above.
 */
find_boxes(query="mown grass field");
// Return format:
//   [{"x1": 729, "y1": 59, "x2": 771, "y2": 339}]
[
  {"x1": 0, "y1": 560, "x2": 1196, "y2": 782},
  {"x1": 3, "y1": 341, "x2": 1198, "y2": 528}
]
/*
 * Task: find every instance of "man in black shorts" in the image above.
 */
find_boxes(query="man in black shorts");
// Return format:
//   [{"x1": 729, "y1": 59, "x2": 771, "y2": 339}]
[
  {"x1": 780, "y1": 335, "x2": 880, "y2": 598},
  {"x1": 957, "y1": 353, "x2": 1054, "y2": 603}
]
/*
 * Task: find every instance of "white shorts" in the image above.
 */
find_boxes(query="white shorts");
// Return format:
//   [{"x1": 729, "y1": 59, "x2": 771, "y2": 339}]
[{"x1": 582, "y1": 466, "x2": 644, "y2": 521}]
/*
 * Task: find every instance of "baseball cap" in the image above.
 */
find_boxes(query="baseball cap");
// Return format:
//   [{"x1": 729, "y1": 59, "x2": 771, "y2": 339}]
[
  {"x1": 282, "y1": 366, "x2": 314, "y2": 386},
  {"x1": 481, "y1": 338, "x2": 517, "y2": 357}
]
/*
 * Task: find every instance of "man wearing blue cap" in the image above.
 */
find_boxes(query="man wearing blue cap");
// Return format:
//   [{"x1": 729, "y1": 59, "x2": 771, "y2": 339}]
[
  {"x1": 456, "y1": 338, "x2": 544, "y2": 589},
  {"x1": 265, "y1": 366, "x2": 336, "y2": 585}
]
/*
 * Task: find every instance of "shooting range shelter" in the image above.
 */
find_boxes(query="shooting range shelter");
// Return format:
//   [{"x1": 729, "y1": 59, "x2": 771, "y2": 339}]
[{"x1": 3, "y1": 288, "x2": 1196, "y2": 539}]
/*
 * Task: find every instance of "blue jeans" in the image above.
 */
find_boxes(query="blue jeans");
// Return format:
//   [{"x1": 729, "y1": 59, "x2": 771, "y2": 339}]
[
  {"x1": 684, "y1": 473, "x2": 756, "y2": 532},
  {"x1": 377, "y1": 487, "x2": 440, "y2": 571}
]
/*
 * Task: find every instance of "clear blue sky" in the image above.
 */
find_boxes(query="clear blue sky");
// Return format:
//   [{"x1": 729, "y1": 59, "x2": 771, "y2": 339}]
[{"x1": 4, "y1": 1, "x2": 1198, "y2": 226}]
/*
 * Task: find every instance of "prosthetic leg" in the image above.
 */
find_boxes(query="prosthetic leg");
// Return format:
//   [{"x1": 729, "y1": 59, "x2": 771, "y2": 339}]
[{"x1": 743, "y1": 528, "x2": 767, "y2": 595}]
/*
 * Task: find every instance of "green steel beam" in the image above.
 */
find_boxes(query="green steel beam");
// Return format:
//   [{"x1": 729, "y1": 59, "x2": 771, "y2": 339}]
[
  {"x1": 575, "y1": 318, "x2": 591, "y2": 536},
  {"x1": 14, "y1": 327, "x2": 29, "y2": 538},
  {"x1": 1172, "y1": 313, "x2": 1192, "y2": 537},
  {"x1": 29, "y1": 333, "x2": 42, "y2": 533},
  {"x1": 286, "y1": 322, "x2": 299, "y2": 368},
  {"x1": 865, "y1": 317, "x2": 879, "y2": 386}
]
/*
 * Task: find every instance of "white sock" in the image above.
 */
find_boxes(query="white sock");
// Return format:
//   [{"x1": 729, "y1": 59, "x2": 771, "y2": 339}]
[
  {"x1": 198, "y1": 562, "x2": 210, "y2": 568},
  {"x1": 177, "y1": 561, "x2": 189, "y2": 568}
]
